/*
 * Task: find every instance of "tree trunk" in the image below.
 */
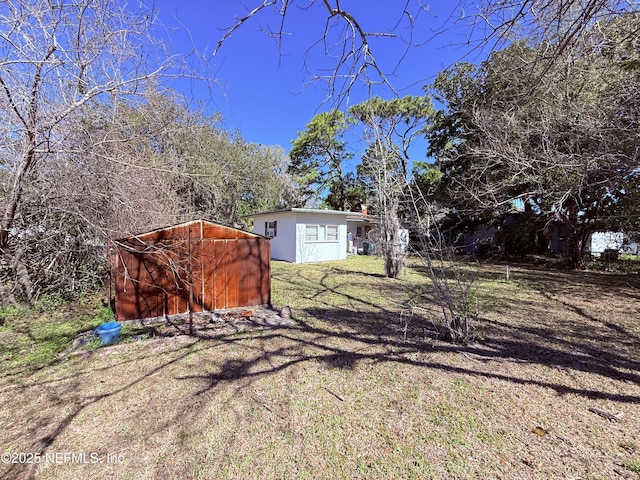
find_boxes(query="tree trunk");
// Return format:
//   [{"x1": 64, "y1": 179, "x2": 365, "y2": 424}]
[
  {"x1": 0, "y1": 143, "x2": 36, "y2": 251},
  {"x1": 380, "y1": 204, "x2": 406, "y2": 278},
  {"x1": 567, "y1": 235, "x2": 584, "y2": 269},
  {"x1": 564, "y1": 202, "x2": 584, "y2": 269},
  {"x1": 13, "y1": 247, "x2": 34, "y2": 301}
]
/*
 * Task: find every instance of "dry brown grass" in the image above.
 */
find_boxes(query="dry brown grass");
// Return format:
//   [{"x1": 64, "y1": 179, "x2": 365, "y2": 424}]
[{"x1": 1, "y1": 255, "x2": 639, "y2": 479}]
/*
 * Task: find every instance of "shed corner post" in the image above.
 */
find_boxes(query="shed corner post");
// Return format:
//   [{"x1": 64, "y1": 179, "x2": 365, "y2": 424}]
[
  {"x1": 107, "y1": 239, "x2": 116, "y2": 319},
  {"x1": 188, "y1": 226, "x2": 194, "y2": 336}
]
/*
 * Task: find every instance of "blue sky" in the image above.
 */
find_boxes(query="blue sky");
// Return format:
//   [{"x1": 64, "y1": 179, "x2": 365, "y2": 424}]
[{"x1": 154, "y1": 1, "x2": 487, "y2": 157}]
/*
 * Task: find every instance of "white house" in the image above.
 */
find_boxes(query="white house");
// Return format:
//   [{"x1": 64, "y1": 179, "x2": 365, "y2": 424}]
[
  {"x1": 587, "y1": 231, "x2": 638, "y2": 256},
  {"x1": 247, "y1": 207, "x2": 381, "y2": 263}
]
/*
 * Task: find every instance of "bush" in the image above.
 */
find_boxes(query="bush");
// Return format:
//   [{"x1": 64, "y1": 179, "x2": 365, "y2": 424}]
[
  {"x1": 34, "y1": 292, "x2": 67, "y2": 313},
  {"x1": 93, "y1": 306, "x2": 115, "y2": 324},
  {"x1": 601, "y1": 249, "x2": 619, "y2": 262}
]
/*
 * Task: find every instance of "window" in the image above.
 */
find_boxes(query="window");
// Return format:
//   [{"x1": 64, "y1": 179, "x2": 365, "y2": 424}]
[
  {"x1": 305, "y1": 225, "x2": 318, "y2": 242},
  {"x1": 264, "y1": 221, "x2": 277, "y2": 237},
  {"x1": 305, "y1": 224, "x2": 339, "y2": 242}
]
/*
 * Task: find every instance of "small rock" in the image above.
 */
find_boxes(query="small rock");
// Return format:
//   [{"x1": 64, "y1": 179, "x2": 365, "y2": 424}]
[
  {"x1": 72, "y1": 335, "x2": 91, "y2": 349},
  {"x1": 59, "y1": 332, "x2": 93, "y2": 358}
]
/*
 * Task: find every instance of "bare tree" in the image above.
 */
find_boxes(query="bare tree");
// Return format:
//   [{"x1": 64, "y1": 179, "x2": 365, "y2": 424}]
[
  {"x1": 0, "y1": 0, "x2": 195, "y2": 301},
  {"x1": 0, "y1": 85, "x2": 293, "y2": 302},
  {"x1": 210, "y1": 1, "x2": 636, "y2": 342},
  {"x1": 213, "y1": 0, "x2": 432, "y2": 104},
  {"x1": 0, "y1": 0, "x2": 179, "y2": 252},
  {"x1": 472, "y1": 0, "x2": 638, "y2": 48},
  {"x1": 429, "y1": 14, "x2": 640, "y2": 267}
]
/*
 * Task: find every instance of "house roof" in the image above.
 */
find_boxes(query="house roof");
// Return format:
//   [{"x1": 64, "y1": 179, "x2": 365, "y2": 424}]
[
  {"x1": 247, "y1": 208, "x2": 380, "y2": 226},
  {"x1": 246, "y1": 207, "x2": 367, "y2": 217},
  {"x1": 346, "y1": 214, "x2": 378, "y2": 224}
]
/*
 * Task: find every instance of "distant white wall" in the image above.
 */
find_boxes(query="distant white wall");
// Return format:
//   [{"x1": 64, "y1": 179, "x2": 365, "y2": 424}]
[
  {"x1": 588, "y1": 231, "x2": 625, "y2": 256},
  {"x1": 252, "y1": 213, "x2": 296, "y2": 262},
  {"x1": 398, "y1": 228, "x2": 409, "y2": 252}
]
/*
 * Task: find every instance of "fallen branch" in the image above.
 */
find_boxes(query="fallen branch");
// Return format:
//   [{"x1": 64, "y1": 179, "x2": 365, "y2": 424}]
[
  {"x1": 323, "y1": 386, "x2": 345, "y2": 402},
  {"x1": 588, "y1": 407, "x2": 624, "y2": 422}
]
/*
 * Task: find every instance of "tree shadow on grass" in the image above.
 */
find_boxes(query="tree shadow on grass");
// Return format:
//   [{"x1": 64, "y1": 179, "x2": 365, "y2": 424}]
[
  {"x1": 177, "y1": 319, "x2": 640, "y2": 407},
  {"x1": 0, "y1": 339, "x2": 199, "y2": 480},
  {"x1": 253, "y1": 261, "x2": 640, "y2": 404},
  {"x1": 176, "y1": 288, "x2": 640, "y2": 404},
  {"x1": 4, "y1": 308, "x2": 639, "y2": 479},
  {"x1": 4, "y1": 260, "x2": 640, "y2": 479}
]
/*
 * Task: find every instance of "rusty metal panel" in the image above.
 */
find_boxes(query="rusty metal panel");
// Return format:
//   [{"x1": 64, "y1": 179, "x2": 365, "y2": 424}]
[
  {"x1": 113, "y1": 221, "x2": 271, "y2": 321},
  {"x1": 250, "y1": 238, "x2": 269, "y2": 306},
  {"x1": 195, "y1": 238, "x2": 213, "y2": 312},
  {"x1": 238, "y1": 238, "x2": 258, "y2": 307},
  {"x1": 113, "y1": 240, "x2": 180, "y2": 320},
  {"x1": 201, "y1": 222, "x2": 257, "y2": 239},
  {"x1": 260, "y1": 239, "x2": 271, "y2": 305},
  {"x1": 211, "y1": 240, "x2": 227, "y2": 310},
  {"x1": 225, "y1": 239, "x2": 240, "y2": 308},
  {"x1": 237, "y1": 239, "x2": 250, "y2": 307}
]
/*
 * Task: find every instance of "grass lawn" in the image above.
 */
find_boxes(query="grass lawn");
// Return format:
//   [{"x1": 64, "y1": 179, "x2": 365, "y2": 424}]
[{"x1": 1, "y1": 255, "x2": 639, "y2": 479}]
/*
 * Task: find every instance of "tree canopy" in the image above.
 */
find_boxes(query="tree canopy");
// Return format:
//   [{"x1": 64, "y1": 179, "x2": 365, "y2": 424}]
[
  {"x1": 427, "y1": 14, "x2": 640, "y2": 265},
  {"x1": 289, "y1": 110, "x2": 355, "y2": 209}
]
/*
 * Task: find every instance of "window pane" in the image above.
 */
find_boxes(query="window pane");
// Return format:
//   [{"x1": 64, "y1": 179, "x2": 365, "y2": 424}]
[
  {"x1": 305, "y1": 225, "x2": 318, "y2": 242},
  {"x1": 327, "y1": 225, "x2": 338, "y2": 241}
]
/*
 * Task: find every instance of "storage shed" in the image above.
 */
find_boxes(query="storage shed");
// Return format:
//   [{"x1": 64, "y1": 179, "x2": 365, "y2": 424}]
[{"x1": 111, "y1": 220, "x2": 270, "y2": 321}]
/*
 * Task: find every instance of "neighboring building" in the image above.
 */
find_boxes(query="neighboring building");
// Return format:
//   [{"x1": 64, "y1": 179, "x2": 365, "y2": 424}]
[
  {"x1": 548, "y1": 222, "x2": 571, "y2": 254},
  {"x1": 459, "y1": 223, "x2": 499, "y2": 254},
  {"x1": 587, "y1": 231, "x2": 638, "y2": 256},
  {"x1": 247, "y1": 207, "x2": 396, "y2": 263}
]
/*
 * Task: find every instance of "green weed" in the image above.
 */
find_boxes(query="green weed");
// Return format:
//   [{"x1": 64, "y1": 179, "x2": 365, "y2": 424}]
[
  {"x1": 34, "y1": 292, "x2": 67, "y2": 313},
  {"x1": 1, "y1": 293, "x2": 109, "y2": 369},
  {"x1": 93, "y1": 306, "x2": 115, "y2": 324},
  {"x1": 625, "y1": 458, "x2": 640, "y2": 476},
  {"x1": 0, "y1": 305, "x2": 26, "y2": 323}
]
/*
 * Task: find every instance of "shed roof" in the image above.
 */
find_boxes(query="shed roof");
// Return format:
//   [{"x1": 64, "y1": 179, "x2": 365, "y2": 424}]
[{"x1": 116, "y1": 219, "x2": 265, "y2": 244}]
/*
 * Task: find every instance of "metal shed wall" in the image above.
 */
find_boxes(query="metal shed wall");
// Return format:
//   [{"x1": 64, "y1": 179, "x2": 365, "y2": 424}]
[{"x1": 111, "y1": 220, "x2": 271, "y2": 321}]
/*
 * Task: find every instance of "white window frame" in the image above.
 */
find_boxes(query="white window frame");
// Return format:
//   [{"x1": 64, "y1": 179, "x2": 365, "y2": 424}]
[
  {"x1": 304, "y1": 224, "x2": 339, "y2": 243},
  {"x1": 326, "y1": 225, "x2": 339, "y2": 241},
  {"x1": 265, "y1": 220, "x2": 277, "y2": 237},
  {"x1": 305, "y1": 224, "x2": 319, "y2": 242}
]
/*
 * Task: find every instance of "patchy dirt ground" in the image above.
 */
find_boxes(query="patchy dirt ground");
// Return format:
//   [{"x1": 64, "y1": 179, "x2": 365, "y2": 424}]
[
  {"x1": 1, "y1": 256, "x2": 639, "y2": 480},
  {"x1": 123, "y1": 306, "x2": 296, "y2": 339}
]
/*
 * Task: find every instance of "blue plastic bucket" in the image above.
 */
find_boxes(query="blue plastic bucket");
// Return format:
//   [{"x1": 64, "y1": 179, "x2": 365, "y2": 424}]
[{"x1": 95, "y1": 321, "x2": 122, "y2": 344}]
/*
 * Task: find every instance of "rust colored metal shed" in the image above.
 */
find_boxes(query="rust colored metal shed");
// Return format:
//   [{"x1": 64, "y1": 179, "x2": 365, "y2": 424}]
[{"x1": 111, "y1": 220, "x2": 271, "y2": 321}]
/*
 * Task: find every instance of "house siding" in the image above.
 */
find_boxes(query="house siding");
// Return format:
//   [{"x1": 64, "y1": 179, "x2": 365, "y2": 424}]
[
  {"x1": 249, "y1": 209, "x2": 351, "y2": 263},
  {"x1": 294, "y1": 212, "x2": 347, "y2": 263},
  {"x1": 587, "y1": 231, "x2": 638, "y2": 256},
  {"x1": 255, "y1": 213, "x2": 297, "y2": 262}
]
